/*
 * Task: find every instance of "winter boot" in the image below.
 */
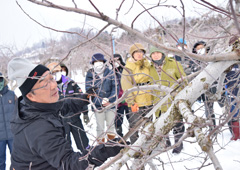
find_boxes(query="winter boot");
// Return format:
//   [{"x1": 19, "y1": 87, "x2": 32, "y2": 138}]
[
  {"x1": 165, "y1": 136, "x2": 171, "y2": 147},
  {"x1": 172, "y1": 122, "x2": 184, "y2": 154},
  {"x1": 172, "y1": 137, "x2": 183, "y2": 154},
  {"x1": 107, "y1": 133, "x2": 116, "y2": 141},
  {"x1": 116, "y1": 126, "x2": 123, "y2": 137},
  {"x1": 231, "y1": 121, "x2": 240, "y2": 140},
  {"x1": 228, "y1": 121, "x2": 233, "y2": 134}
]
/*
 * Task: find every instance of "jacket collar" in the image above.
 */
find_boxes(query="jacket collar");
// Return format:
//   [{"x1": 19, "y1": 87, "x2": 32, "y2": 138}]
[
  {"x1": 22, "y1": 96, "x2": 63, "y2": 114},
  {"x1": 0, "y1": 85, "x2": 9, "y2": 95}
]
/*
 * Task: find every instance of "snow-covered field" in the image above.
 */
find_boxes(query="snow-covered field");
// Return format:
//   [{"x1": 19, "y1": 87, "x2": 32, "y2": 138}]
[{"x1": 6, "y1": 71, "x2": 240, "y2": 169}]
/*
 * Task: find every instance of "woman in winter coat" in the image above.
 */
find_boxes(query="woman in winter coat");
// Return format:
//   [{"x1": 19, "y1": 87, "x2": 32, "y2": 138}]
[
  {"x1": 192, "y1": 41, "x2": 217, "y2": 131},
  {"x1": 121, "y1": 43, "x2": 152, "y2": 144},
  {"x1": 111, "y1": 54, "x2": 130, "y2": 137},
  {"x1": 85, "y1": 53, "x2": 119, "y2": 143},
  {"x1": 149, "y1": 46, "x2": 187, "y2": 154},
  {"x1": 0, "y1": 72, "x2": 16, "y2": 170}
]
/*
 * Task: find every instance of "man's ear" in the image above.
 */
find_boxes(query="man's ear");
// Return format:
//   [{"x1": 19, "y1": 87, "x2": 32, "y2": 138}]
[{"x1": 26, "y1": 91, "x2": 36, "y2": 102}]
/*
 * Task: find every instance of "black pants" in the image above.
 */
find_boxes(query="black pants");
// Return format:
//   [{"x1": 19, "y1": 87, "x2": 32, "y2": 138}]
[
  {"x1": 115, "y1": 105, "x2": 129, "y2": 127},
  {"x1": 128, "y1": 106, "x2": 152, "y2": 144}
]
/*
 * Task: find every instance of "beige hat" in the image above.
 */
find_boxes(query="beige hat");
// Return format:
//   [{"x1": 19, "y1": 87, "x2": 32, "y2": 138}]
[
  {"x1": 46, "y1": 62, "x2": 61, "y2": 72},
  {"x1": 129, "y1": 43, "x2": 146, "y2": 56}
]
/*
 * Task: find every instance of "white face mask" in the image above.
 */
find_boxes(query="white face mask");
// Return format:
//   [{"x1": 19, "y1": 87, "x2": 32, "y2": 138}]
[
  {"x1": 61, "y1": 71, "x2": 67, "y2": 76},
  {"x1": 53, "y1": 72, "x2": 62, "y2": 81},
  {"x1": 197, "y1": 48, "x2": 206, "y2": 55},
  {"x1": 178, "y1": 46, "x2": 183, "y2": 50},
  {"x1": 178, "y1": 46, "x2": 187, "y2": 50},
  {"x1": 93, "y1": 62, "x2": 104, "y2": 73}
]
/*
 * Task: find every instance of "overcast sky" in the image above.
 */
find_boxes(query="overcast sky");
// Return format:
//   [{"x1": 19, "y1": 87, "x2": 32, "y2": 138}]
[{"x1": 0, "y1": 0, "x2": 227, "y2": 52}]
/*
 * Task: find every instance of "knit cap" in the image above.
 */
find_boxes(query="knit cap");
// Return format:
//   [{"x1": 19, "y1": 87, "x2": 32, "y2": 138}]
[
  {"x1": 149, "y1": 46, "x2": 165, "y2": 58},
  {"x1": 8, "y1": 57, "x2": 49, "y2": 96}
]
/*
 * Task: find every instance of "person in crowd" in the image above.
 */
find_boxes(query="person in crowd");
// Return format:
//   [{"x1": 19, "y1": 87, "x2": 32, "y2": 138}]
[
  {"x1": 7, "y1": 57, "x2": 125, "y2": 170},
  {"x1": 174, "y1": 38, "x2": 192, "y2": 75},
  {"x1": 192, "y1": 41, "x2": 216, "y2": 131},
  {"x1": 60, "y1": 63, "x2": 69, "y2": 77},
  {"x1": 0, "y1": 73, "x2": 16, "y2": 170},
  {"x1": 191, "y1": 41, "x2": 210, "y2": 72},
  {"x1": 85, "y1": 53, "x2": 119, "y2": 143},
  {"x1": 121, "y1": 43, "x2": 153, "y2": 144},
  {"x1": 149, "y1": 46, "x2": 187, "y2": 154},
  {"x1": 47, "y1": 62, "x2": 90, "y2": 153},
  {"x1": 220, "y1": 37, "x2": 240, "y2": 140},
  {"x1": 223, "y1": 64, "x2": 240, "y2": 140},
  {"x1": 111, "y1": 54, "x2": 130, "y2": 137}
]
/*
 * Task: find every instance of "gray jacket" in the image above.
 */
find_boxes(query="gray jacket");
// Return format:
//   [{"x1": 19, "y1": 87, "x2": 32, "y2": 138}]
[{"x1": 0, "y1": 85, "x2": 16, "y2": 140}]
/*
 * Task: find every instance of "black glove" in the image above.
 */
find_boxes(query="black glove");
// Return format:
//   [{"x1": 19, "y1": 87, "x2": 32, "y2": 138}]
[
  {"x1": 87, "y1": 140, "x2": 127, "y2": 167},
  {"x1": 86, "y1": 86, "x2": 98, "y2": 94}
]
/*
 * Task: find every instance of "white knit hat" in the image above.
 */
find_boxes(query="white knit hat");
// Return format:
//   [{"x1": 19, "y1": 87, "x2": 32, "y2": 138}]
[{"x1": 8, "y1": 57, "x2": 49, "y2": 96}]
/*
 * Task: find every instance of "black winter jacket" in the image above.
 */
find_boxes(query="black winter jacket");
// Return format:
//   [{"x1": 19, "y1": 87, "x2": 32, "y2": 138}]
[{"x1": 10, "y1": 96, "x2": 113, "y2": 170}]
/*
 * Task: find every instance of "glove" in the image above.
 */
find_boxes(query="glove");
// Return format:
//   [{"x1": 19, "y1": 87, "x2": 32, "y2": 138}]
[
  {"x1": 83, "y1": 114, "x2": 90, "y2": 124},
  {"x1": 131, "y1": 103, "x2": 139, "y2": 113},
  {"x1": 102, "y1": 98, "x2": 109, "y2": 105},
  {"x1": 86, "y1": 86, "x2": 98, "y2": 94},
  {"x1": 86, "y1": 143, "x2": 125, "y2": 167}
]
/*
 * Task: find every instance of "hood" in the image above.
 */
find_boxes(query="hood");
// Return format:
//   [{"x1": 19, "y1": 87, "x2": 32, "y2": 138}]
[
  {"x1": 111, "y1": 54, "x2": 126, "y2": 73},
  {"x1": 0, "y1": 72, "x2": 8, "y2": 87},
  {"x1": 11, "y1": 96, "x2": 63, "y2": 135},
  {"x1": 0, "y1": 85, "x2": 9, "y2": 95},
  {"x1": 149, "y1": 46, "x2": 165, "y2": 58}
]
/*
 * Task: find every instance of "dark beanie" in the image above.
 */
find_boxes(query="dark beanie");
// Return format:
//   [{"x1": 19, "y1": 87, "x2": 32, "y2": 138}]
[
  {"x1": 90, "y1": 53, "x2": 107, "y2": 64},
  {"x1": 8, "y1": 58, "x2": 49, "y2": 96}
]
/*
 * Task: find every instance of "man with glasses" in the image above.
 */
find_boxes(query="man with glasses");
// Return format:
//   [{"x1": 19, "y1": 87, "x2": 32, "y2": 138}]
[
  {"x1": 0, "y1": 72, "x2": 16, "y2": 170},
  {"x1": 7, "y1": 57, "x2": 125, "y2": 170}
]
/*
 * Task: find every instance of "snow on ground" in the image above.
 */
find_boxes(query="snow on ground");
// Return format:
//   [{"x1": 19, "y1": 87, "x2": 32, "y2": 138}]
[{"x1": 6, "y1": 70, "x2": 240, "y2": 169}]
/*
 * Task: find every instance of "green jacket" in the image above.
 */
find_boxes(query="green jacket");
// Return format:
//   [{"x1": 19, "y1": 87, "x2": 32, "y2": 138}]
[
  {"x1": 121, "y1": 57, "x2": 152, "y2": 107},
  {"x1": 149, "y1": 57, "x2": 187, "y2": 116}
]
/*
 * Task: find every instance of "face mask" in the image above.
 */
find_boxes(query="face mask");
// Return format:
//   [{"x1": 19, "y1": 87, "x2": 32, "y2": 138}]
[
  {"x1": 53, "y1": 72, "x2": 62, "y2": 81},
  {"x1": 197, "y1": 48, "x2": 206, "y2": 55},
  {"x1": 61, "y1": 71, "x2": 67, "y2": 76},
  {"x1": 178, "y1": 46, "x2": 183, "y2": 50},
  {"x1": 94, "y1": 62, "x2": 104, "y2": 73},
  {"x1": 0, "y1": 79, "x2": 4, "y2": 91},
  {"x1": 178, "y1": 46, "x2": 187, "y2": 50}
]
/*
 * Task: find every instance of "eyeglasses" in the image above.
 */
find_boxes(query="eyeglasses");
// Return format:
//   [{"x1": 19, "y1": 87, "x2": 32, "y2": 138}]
[
  {"x1": 31, "y1": 74, "x2": 56, "y2": 92},
  {"x1": 0, "y1": 77, "x2": 3, "y2": 82}
]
